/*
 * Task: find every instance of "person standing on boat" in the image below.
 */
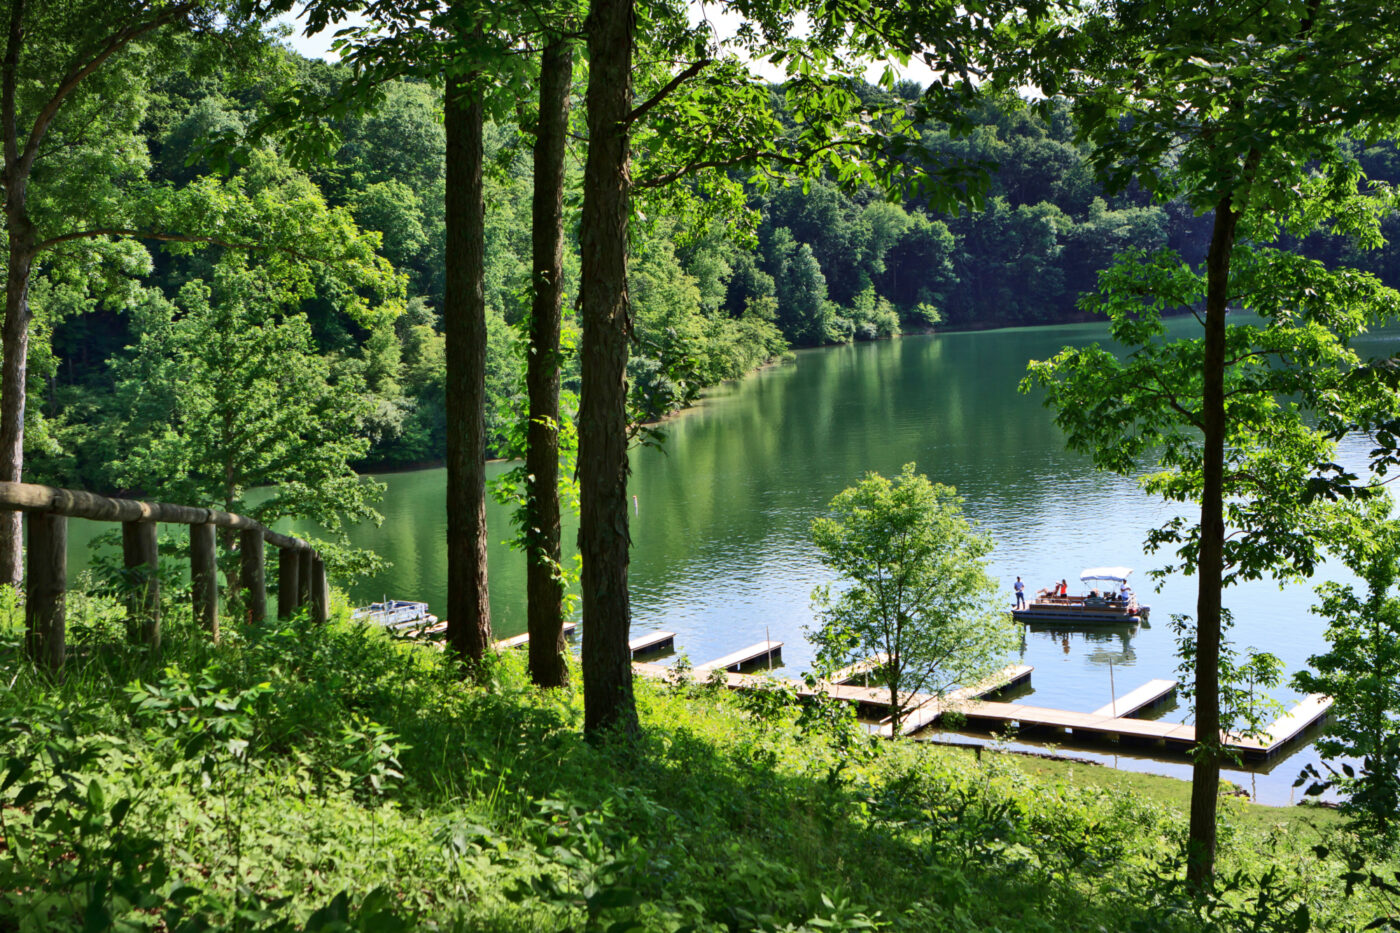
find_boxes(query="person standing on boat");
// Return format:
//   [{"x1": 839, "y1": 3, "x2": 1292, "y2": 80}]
[
  {"x1": 1120, "y1": 580, "x2": 1131, "y2": 603},
  {"x1": 1014, "y1": 576, "x2": 1026, "y2": 609}
]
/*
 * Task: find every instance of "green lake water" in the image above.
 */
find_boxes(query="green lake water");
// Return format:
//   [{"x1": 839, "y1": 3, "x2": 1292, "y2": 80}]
[{"x1": 68, "y1": 317, "x2": 1400, "y2": 803}]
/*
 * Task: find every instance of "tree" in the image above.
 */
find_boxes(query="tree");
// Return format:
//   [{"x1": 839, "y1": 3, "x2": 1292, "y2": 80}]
[
  {"x1": 524, "y1": 34, "x2": 575, "y2": 689},
  {"x1": 109, "y1": 264, "x2": 381, "y2": 550},
  {"x1": 1295, "y1": 507, "x2": 1400, "y2": 846},
  {"x1": 0, "y1": 0, "x2": 406, "y2": 592},
  {"x1": 807, "y1": 464, "x2": 1014, "y2": 735},
  {"x1": 1016, "y1": 0, "x2": 1400, "y2": 889},
  {"x1": 0, "y1": 0, "x2": 266, "y2": 584},
  {"x1": 1025, "y1": 246, "x2": 1400, "y2": 886},
  {"x1": 304, "y1": 1, "x2": 551, "y2": 667},
  {"x1": 577, "y1": 0, "x2": 637, "y2": 737},
  {"x1": 570, "y1": 0, "x2": 1056, "y2": 736},
  {"x1": 442, "y1": 69, "x2": 493, "y2": 664},
  {"x1": 765, "y1": 227, "x2": 830, "y2": 345}
]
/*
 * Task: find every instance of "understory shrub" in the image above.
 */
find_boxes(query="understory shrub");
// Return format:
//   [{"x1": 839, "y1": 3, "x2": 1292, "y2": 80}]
[{"x1": 0, "y1": 587, "x2": 1393, "y2": 931}]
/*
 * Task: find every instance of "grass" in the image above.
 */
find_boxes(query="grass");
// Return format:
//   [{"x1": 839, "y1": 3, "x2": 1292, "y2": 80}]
[
  {"x1": 980, "y1": 750, "x2": 1348, "y2": 837},
  {"x1": 0, "y1": 587, "x2": 1395, "y2": 932}
]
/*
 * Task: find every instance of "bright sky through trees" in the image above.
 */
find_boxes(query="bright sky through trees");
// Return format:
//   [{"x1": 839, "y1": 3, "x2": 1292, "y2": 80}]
[{"x1": 272, "y1": 3, "x2": 938, "y2": 84}]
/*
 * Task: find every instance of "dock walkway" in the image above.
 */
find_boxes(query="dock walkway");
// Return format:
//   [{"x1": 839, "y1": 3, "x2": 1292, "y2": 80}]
[
  {"x1": 493, "y1": 622, "x2": 578, "y2": 651},
  {"x1": 628, "y1": 631, "x2": 677, "y2": 658},
  {"x1": 694, "y1": 640, "x2": 783, "y2": 673},
  {"x1": 1090, "y1": 679, "x2": 1177, "y2": 718},
  {"x1": 631, "y1": 654, "x2": 1327, "y2": 760},
  {"x1": 878, "y1": 665, "x2": 1034, "y2": 736},
  {"x1": 957, "y1": 692, "x2": 1331, "y2": 759}
]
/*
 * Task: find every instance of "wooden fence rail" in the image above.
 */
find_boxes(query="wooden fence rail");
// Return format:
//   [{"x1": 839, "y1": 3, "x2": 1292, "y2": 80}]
[{"x1": 0, "y1": 481, "x2": 329, "y2": 670}]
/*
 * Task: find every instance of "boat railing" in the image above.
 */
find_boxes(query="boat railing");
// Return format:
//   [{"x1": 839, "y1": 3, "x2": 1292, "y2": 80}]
[{"x1": 1033, "y1": 592, "x2": 1138, "y2": 611}]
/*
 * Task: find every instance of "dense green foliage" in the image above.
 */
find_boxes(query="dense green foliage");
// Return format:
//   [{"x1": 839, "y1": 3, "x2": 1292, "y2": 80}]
[
  {"x1": 0, "y1": 585, "x2": 1396, "y2": 932},
  {"x1": 27, "y1": 41, "x2": 1400, "y2": 491},
  {"x1": 1295, "y1": 510, "x2": 1400, "y2": 845}
]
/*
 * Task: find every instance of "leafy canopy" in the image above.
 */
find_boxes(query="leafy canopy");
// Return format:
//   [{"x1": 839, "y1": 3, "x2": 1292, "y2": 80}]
[{"x1": 1024, "y1": 248, "x2": 1400, "y2": 587}]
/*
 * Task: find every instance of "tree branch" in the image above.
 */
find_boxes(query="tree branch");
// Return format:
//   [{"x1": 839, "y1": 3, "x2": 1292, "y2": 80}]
[
  {"x1": 623, "y1": 58, "x2": 710, "y2": 128},
  {"x1": 635, "y1": 153, "x2": 758, "y2": 189},
  {"x1": 19, "y1": 1, "x2": 203, "y2": 179}
]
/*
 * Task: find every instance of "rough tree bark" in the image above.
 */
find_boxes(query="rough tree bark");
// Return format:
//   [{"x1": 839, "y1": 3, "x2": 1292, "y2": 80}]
[
  {"x1": 579, "y1": 0, "x2": 638, "y2": 736},
  {"x1": 1186, "y1": 195, "x2": 1240, "y2": 892},
  {"x1": 0, "y1": 0, "x2": 34, "y2": 587},
  {"x1": 444, "y1": 73, "x2": 493, "y2": 664},
  {"x1": 526, "y1": 37, "x2": 574, "y2": 689}
]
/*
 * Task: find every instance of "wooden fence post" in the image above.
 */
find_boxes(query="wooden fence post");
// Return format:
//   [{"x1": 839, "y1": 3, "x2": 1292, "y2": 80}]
[
  {"x1": 311, "y1": 555, "x2": 329, "y2": 625},
  {"x1": 278, "y1": 547, "x2": 299, "y2": 619},
  {"x1": 240, "y1": 529, "x2": 266, "y2": 624},
  {"x1": 190, "y1": 522, "x2": 219, "y2": 642},
  {"x1": 297, "y1": 548, "x2": 313, "y2": 610},
  {"x1": 121, "y1": 520, "x2": 160, "y2": 649},
  {"x1": 25, "y1": 511, "x2": 66, "y2": 672}
]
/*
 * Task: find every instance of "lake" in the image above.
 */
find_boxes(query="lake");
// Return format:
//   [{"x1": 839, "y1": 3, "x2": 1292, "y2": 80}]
[{"x1": 69, "y1": 317, "x2": 1400, "y2": 803}]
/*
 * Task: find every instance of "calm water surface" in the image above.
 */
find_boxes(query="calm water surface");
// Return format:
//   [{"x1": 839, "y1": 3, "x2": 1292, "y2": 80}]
[{"x1": 71, "y1": 318, "x2": 1400, "y2": 804}]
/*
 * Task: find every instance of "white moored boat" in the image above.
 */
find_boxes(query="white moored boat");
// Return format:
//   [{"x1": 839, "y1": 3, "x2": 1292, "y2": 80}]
[
  {"x1": 352, "y1": 599, "x2": 437, "y2": 632},
  {"x1": 1012, "y1": 567, "x2": 1149, "y2": 624}
]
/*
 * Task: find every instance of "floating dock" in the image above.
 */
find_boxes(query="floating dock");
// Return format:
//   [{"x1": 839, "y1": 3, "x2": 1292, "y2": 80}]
[
  {"x1": 694, "y1": 640, "x2": 783, "y2": 673},
  {"x1": 878, "y1": 665, "x2": 1034, "y2": 736},
  {"x1": 492, "y1": 622, "x2": 578, "y2": 650},
  {"x1": 1090, "y1": 679, "x2": 1178, "y2": 718},
  {"x1": 828, "y1": 653, "x2": 890, "y2": 685},
  {"x1": 628, "y1": 630, "x2": 676, "y2": 658},
  {"x1": 630, "y1": 652, "x2": 1329, "y2": 761},
  {"x1": 956, "y1": 692, "x2": 1331, "y2": 760}
]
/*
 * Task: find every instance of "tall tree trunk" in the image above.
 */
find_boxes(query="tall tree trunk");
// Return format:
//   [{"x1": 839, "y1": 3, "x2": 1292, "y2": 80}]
[
  {"x1": 0, "y1": 225, "x2": 32, "y2": 587},
  {"x1": 1186, "y1": 195, "x2": 1240, "y2": 892},
  {"x1": 0, "y1": 0, "x2": 24, "y2": 588},
  {"x1": 526, "y1": 38, "x2": 573, "y2": 689},
  {"x1": 444, "y1": 75, "x2": 492, "y2": 664},
  {"x1": 579, "y1": 0, "x2": 638, "y2": 737}
]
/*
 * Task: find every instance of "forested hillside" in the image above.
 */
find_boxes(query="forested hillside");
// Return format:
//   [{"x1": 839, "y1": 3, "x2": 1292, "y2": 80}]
[{"x1": 27, "y1": 47, "x2": 1400, "y2": 489}]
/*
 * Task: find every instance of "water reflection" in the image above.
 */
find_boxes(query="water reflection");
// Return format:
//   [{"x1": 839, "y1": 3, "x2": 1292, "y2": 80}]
[{"x1": 59, "y1": 317, "x2": 1400, "y2": 806}]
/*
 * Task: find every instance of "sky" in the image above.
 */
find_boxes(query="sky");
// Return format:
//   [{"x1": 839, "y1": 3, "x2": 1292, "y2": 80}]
[{"x1": 272, "y1": 5, "x2": 936, "y2": 87}]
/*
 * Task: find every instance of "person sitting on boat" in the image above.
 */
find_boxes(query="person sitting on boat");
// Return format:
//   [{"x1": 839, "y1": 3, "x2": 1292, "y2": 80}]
[
  {"x1": 1120, "y1": 581, "x2": 1132, "y2": 603},
  {"x1": 1057, "y1": 579, "x2": 1068, "y2": 598}
]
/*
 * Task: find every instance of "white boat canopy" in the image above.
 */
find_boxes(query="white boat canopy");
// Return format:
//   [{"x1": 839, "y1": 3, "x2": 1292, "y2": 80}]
[{"x1": 1080, "y1": 567, "x2": 1134, "y2": 584}]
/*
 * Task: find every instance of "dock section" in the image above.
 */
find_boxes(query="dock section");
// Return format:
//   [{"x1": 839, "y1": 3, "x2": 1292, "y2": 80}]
[
  {"x1": 1258, "y1": 694, "x2": 1333, "y2": 753},
  {"x1": 828, "y1": 653, "x2": 890, "y2": 685},
  {"x1": 631, "y1": 652, "x2": 1328, "y2": 761},
  {"x1": 493, "y1": 622, "x2": 578, "y2": 651},
  {"x1": 629, "y1": 631, "x2": 676, "y2": 659},
  {"x1": 878, "y1": 665, "x2": 1033, "y2": 736},
  {"x1": 1090, "y1": 679, "x2": 1178, "y2": 718},
  {"x1": 695, "y1": 640, "x2": 783, "y2": 673}
]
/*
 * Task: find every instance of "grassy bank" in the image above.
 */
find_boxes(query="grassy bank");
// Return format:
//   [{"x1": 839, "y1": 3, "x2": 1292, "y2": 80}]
[{"x1": 0, "y1": 590, "x2": 1394, "y2": 932}]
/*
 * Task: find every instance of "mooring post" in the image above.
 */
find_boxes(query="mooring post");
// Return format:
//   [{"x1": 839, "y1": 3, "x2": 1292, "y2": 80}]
[
  {"x1": 190, "y1": 521, "x2": 219, "y2": 642},
  {"x1": 240, "y1": 529, "x2": 266, "y2": 624},
  {"x1": 297, "y1": 548, "x2": 313, "y2": 611},
  {"x1": 277, "y1": 547, "x2": 299, "y2": 619},
  {"x1": 121, "y1": 519, "x2": 160, "y2": 649},
  {"x1": 311, "y1": 555, "x2": 329, "y2": 625},
  {"x1": 25, "y1": 511, "x2": 67, "y2": 672}
]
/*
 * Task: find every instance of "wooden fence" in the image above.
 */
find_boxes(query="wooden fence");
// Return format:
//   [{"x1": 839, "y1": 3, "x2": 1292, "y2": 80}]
[{"x1": 0, "y1": 481, "x2": 329, "y2": 670}]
